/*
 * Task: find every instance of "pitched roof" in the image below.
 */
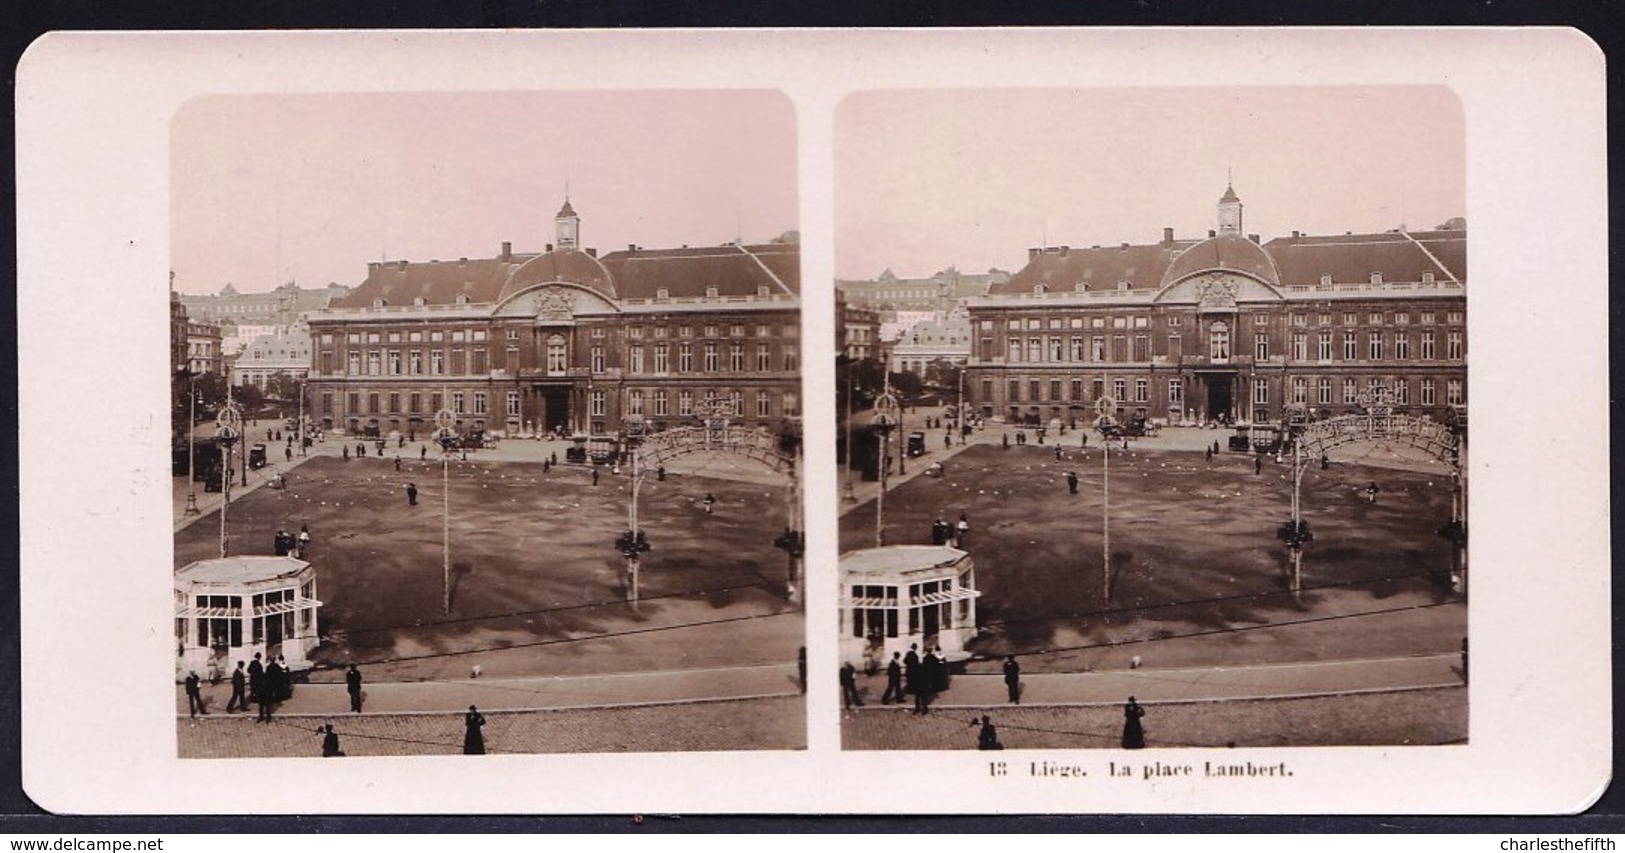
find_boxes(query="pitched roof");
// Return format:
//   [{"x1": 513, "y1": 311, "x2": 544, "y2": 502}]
[
  {"x1": 1262, "y1": 230, "x2": 1466, "y2": 285},
  {"x1": 330, "y1": 258, "x2": 523, "y2": 309},
  {"x1": 992, "y1": 243, "x2": 1187, "y2": 295}
]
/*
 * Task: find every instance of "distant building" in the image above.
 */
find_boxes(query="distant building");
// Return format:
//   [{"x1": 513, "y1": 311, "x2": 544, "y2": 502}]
[
  {"x1": 303, "y1": 199, "x2": 800, "y2": 438},
  {"x1": 838, "y1": 266, "x2": 1010, "y2": 314},
  {"x1": 835, "y1": 291, "x2": 881, "y2": 361},
  {"x1": 963, "y1": 183, "x2": 1466, "y2": 427},
  {"x1": 889, "y1": 314, "x2": 972, "y2": 376},
  {"x1": 186, "y1": 320, "x2": 224, "y2": 377},
  {"x1": 179, "y1": 282, "x2": 352, "y2": 355},
  {"x1": 170, "y1": 289, "x2": 190, "y2": 374},
  {"x1": 231, "y1": 323, "x2": 312, "y2": 388}
]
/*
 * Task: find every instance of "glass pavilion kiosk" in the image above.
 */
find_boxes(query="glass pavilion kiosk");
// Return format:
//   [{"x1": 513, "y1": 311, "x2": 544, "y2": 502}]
[
  {"x1": 839, "y1": 545, "x2": 981, "y2": 669},
  {"x1": 174, "y1": 556, "x2": 323, "y2": 680}
]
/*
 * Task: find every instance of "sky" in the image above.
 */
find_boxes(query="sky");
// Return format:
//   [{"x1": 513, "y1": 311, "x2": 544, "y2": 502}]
[
  {"x1": 170, "y1": 90, "x2": 798, "y2": 294},
  {"x1": 835, "y1": 86, "x2": 1464, "y2": 280}
]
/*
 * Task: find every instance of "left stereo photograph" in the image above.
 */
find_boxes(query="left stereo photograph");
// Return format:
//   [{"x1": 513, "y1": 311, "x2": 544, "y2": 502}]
[{"x1": 167, "y1": 90, "x2": 807, "y2": 758}]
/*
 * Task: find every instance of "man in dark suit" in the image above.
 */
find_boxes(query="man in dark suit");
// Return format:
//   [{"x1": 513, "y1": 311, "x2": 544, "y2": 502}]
[
  {"x1": 184, "y1": 671, "x2": 206, "y2": 718},
  {"x1": 226, "y1": 661, "x2": 248, "y2": 713},
  {"x1": 247, "y1": 653, "x2": 264, "y2": 705},
  {"x1": 903, "y1": 644, "x2": 920, "y2": 697},
  {"x1": 1003, "y1": 655, "x2": 1022, "y2": 704},
  {"x1": 839, "y1": 662, "x2": 863, "y2": 709},
  {"x1": 346, "y1": 664, "x2": 364, "y2": 713},
  {"x1": 881, "y1": 652, "x2": 904, "y2": 705}
]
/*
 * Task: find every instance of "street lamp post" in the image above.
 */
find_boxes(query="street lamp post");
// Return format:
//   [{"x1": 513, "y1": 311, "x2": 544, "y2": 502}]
[
  {"x1": 872, "y1": 386, "x2": 899, "y2": 548},
  {"x1": 215, "y1": 400, "x2": 242, "y2": 558},
  {"x1": 1097, "y1": 396, "x2": 1115, "y2": 604},
  {"x1": 433, "y1": 401, "x2": 457, "y2": 615},
  {"x1": 842, "y1": 365, "x2": 856, "y2": 503},
  {"x1": 184, "y1": 369, "x2": 200, "y2": 515},
  {"x1": 619, "y1": 427, "x2": 651, "y2": 611},
  {"x1": 297, "y1": 377, "x2": 307, "y2": 457}
]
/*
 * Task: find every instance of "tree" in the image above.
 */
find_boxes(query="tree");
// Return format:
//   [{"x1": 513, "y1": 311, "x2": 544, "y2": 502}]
[
  {"x1": 233, "y1": 381, "x2": 266, "y2": 413},
  {"x1": 264, "y1": 371, "x2": 301, "y2": 403},
  {"x1": 923, "y1": 358, "x2": 962, "y2": 393},
  {"x1": 888, "y1": 370, "x2": 923, "y2": 398}
]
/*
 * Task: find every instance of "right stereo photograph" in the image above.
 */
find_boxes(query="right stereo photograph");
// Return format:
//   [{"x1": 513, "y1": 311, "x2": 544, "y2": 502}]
[{"x1": 833, "y1": 86, "x2": 1468, "y2": 752}]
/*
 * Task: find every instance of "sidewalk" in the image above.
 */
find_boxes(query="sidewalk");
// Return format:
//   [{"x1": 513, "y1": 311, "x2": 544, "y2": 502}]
[
  {"x1": 851, "y1": 652, "x2": 1463, "y2": 709},
  {"x1": 179, "y1": 662, "x2": 802, "y2": 718}
]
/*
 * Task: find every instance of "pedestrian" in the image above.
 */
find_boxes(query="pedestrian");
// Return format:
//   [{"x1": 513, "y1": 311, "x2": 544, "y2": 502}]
[
  {"x1": 591, "y1": 468, "x2": 600, "y2": 486},
  {"x1": 1001, "y1": 433, "x2": 1009, "y2": 450},
  {"x1": 1121, "y1": 696, "x2": 1146, "y2": 749},
  {"x1": 298, "y1": 523, "x2": 311, "y2": 556},
  {"x1": 406, "y1": 483, "x2": 418, "y2": 506},
  {"x1": 1460, "y1": 637, "x2": 1469, "y2": 683},
  {"x1": 656, "y1": 466, "x2": 666, "y2": 481},
  {"x1": 976, "y1": 715, "x2": 1004, "y2": 750},
  {"x1": 226, "y1": 661, "x2": 248, "y2": 713},
  {"x1": 421, "y1": 445, "x2": 428, "y2": 460},
  {"x1": 1320, "y1": 454, "x2": 1330, "y2": 470},
  {"x1": 247, "y1": 652, "x2": 264, "y2": 705},
  {"x1": 928, "y1": 647, "x2": 949, "y2": 694},
  {"x1": 342, "y1": 445, "x2": 349, "y2": 461},
  {"x1": 903, "y1": 643, "x2": 921, "y2": 706},
  {"x1": 1366, "y1": 482, "x2": 1381, "y2": 503},
  {"x1": 881, "y1": 652, "x2": 904, "y2": 705},
  {"x1": 463, "y1": 705, "x2": 486, "y2": 755},
  {"x1": 840, "y1": 661, "x2": 863, "y2": 709},
  {"x1": 702, "y1": 492, "x2": 716, "y2": 513},
  {"x1": 266, "y1": 655, "x2": 286, "y2": 702},
  {"x1": 1212, "y1": 440, "x2": 1220, "y2": 455},
  {"x1": 256, "y1": 682, "x2": 275, "y2": 723},
  {"x1": 543, "y1": 459, "x2": 551, "y2": 474},
  {"x1": 357, "y1": 442, "x2": 365, "y2": 458},
  {"x1": 1255, "y1": 456, "x2": 1262, "y2": 475},
  {"x1": 285, "y1": 446, "x2": 293, "y2": 462},
  {"x1": 1003, "y1": 655, "x2": 1021, "y2": 704},
  {"x1": 1066, "y1": 471, "x2": 1079, "y2": 495},
  {"x1": 184, "y1": 670, "x2": 206, "y2": 718},
  {"x1": 399, "y1": 435, "x2": 406, "y2": 449},
  {"x1": 797, "y1": 647, "x2": 807, "y2": 695},
  {"x1": 550, "y1": 452, "x2": 558, "y2": 466},
  {"x1": 395, "y1": 454, "x2": 402, "y2": 472},
  {"x1": 1081, "y1": 432, "x2": 1088, "y2": 448},
  {"x1": 319, "y1": 723, "x2": 343, "y2": 757},
  {"x1": 1205, "y1": 447, "x2": 1213, "y2": 462},
  {"x1": 930, "y1": 518, "x2": 946, "y2": 546},
  {"x1": 1054, "y1": 445, "x2": 1062, "y2": 461},
  {"x1": 956, "y1": 513, "x2": 970, "y2": 548},
  {"x1": 346, "y1": 664, "x2": 364, "y2": 713},
  {"x1": 944, "y1": 432, "x2": 952, "y2": 449},
  {"x1": 273, "y1": 529, "x2": 291, "y2": 556}
]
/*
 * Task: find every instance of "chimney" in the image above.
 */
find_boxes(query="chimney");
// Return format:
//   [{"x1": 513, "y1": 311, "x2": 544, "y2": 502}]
[
  {"x1": 367, "y1": 262, "x2": 380, "y2": 274},
  {"x1": 500, "y1": 241, "x2": 512, "y2": 261},
  {"x1": 1028, "y1": 247, "x2": 1041, "y2": 261},
  {"x1": 459, "y1": 257, "x2": 468, "y2": 265},
  {"x1": 1291, "y1": 230, "x2": 1300, "y2": 241},
  {"x1": 1162, "y1": 227, "x2": 1174, "y2": 245},
  {"x1": 1208, "y1": 230, "x2": 1217, "y2": 239},
  {"x1": 628, "y1": 244, "x2": 637, "y2": 251},
  {"x1": 545, "y1": 243, "x2": 553, "y2": 252},
  {"x1": 396, "y1": 260, "x2": 408, "y2": 270},
  {"x1": 1120, "y1": 242, "x2": 1129, "y2": 251},
  {"x1": 1059, "y1": 245, "x2": 1069, "y2": 257},
  {"x1": 585, "y1": 248, "x2": 597, "y2": 258}
]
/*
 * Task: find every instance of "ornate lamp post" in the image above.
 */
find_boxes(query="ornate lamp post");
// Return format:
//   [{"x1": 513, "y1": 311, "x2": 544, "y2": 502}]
[
  {"x1": 619, "y1": 419, "x2": 651, "y2": 611},
  {"x1": 183, "y1": 369, "x2": 200, "y2": 515},
  {"x1": 215, "y1": 399, "x2": 242, "y2": 558},
  {"x1": 433, "y1": 403, "x2": 457, "y2": 615},
  {"x1": 1280, "y1": 403, "x2": 1313, "y2": 602},
  {"x1": 773, "y1": 434, "x2": 804, "y2": 607},
  {"x1": 1095, "y1": 396, "x2": 1116, "y2": 604},
  {"x1": 872, "y1": 385, "x2": 899, "y2": 548}
]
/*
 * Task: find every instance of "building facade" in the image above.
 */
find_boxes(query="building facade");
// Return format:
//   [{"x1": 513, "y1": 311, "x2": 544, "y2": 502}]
[
  {"x1": 231, "y1": 323, "x2": 311, "y2": 387},
  {"x1": 963, "y1": 185, "x2": 1466, "y2": 427},
  {"x1": 888, "y1": 313, "x2": 972, "y2": 376},
  {"x1": 835, "y1": 291, "x2": 882, "y2": 362},
  {"x1": 186, "y1": 320, "x2": 224, "y2": 377},
  {"x1": 304, "y1": 201, "x2": 801, "y2": 439}
]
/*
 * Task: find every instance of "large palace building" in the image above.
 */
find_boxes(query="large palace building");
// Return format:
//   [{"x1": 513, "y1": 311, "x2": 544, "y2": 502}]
[
  {"x1": 963, "y1": 184, "x2": 1466, "y2": 427},
  {"x1": 304, "y1": 200, "x2": 800, "y2": 438}
]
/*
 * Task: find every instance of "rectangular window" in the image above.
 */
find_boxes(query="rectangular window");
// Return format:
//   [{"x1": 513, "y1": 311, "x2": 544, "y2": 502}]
[
  {"x1": 1421, "y1": 331, "x2": 1436, "y2": 360},
  {"x1": 1167, "y1": 334, "x2": 1181, "y2": 358},
  {"x1": 730, "y1": 344, "x2": 744, "y2": 371},
  {"x1": 473, "y1": 393, "x2": 487, "y2": 415},
  {"x1": 593, "y1": 327, "x2": 607, "y2": 339},
  {"x1": 409, "y1": 392, "x2": 421, "y2": 414},
  {"x1": 1447, "y1": 311, "x2": 1463, "y2": 324},
  {"x1": 321, "y1": 392, "x2": 333, "y2": 415},
  {"x1": 654, "y1": 390, "x2": 669, "y2": 416},
  {"x1": 1070, "y1": 337, "x2": 1085, "y2": 361},
  {"x1": 1420, "y1": 311, "x2": 1436, "y2": 325},
  {"x1": 704, "y1": 326, "x2": 719, "y2": 338},
  {"x1": 472, "y1": 330, "x2": 487, "y2": 343},
  {"x1": 654, "y1": 344, "x2": 670, "y2": 374},
  {"x1": 704, "y1": 344, "x2": 720, "y2": 372},
  {"x1": 629, "y1": 346, "x2": 644, "y2": 373},
  {"x1": 1049, "y1": 379, "x2": 1062, "y2": 401},
  {"x1": 1292, "y1": 377, "x2": 1307, "y2": 404},
  {"x1": 1008, "y1": 338, "x2": 1022, "y2": 363},
  {"x1": 1027, "y1": 337, "x2": 1042, "y2": 362},
  {"x1": 1421, "y1": 379, "x2": 1437, "y2": 406},
  {"x1": 756, "y1": 391, "x2": 772, "y2": 417},
  {"x1": 1049, "y1": 337, "x2": 1063, "y2": 362},
  {"x1": 678, "y1": 390, "x2": 694, "y2": 416},
  {"x1": 347, "y1": 392, "x2": 360, "y2": 414},
  {"x1": 1072, "y1": 378, "x2": 1084, "y2": 402},
  {"x1": 1394, "y1": 313, "x2": 1410, "y2": 325},
  {"x1": 628, "y1": 390, "x2": 644, "y2": 415},
  {"x1": 1134, "y1": 378, "x2": 1148, "y2": 403},
  {"x1": 321, "y1": 351, "x2": 334, "y2": 375},
  {"x1": 590, "y1": 391, "x2": 605, "y2": 416},
  {"x1": 367, "y1": 333, "x2": 381, "y2": 344},
  {"x1": 1291, "y1": 313, "x2": 1307, "y2": 327},
  {"x1": 367, "y1": 351, "x2": 381, "y2": 376},
  {"x1": 471, "y1": 350, "x2": 487, "y2": 374},
  {"x1": 452, "y1": 331, "x2": 466, "y2": 343},
  {"x1": 654, "y1": 327, "x2": 669, "y2": 339},
  {"x1": 1447, "y1": 331, "x2": 1463, "y2": 360},
  {"x1": 1369, "y1": 332, "x2": 1383, "y2": 360},
  {"x1": 627, "y1": 326, "x2": 643, "y2": 340},
  {"x1": 782, "y1": 391, "x2": 799, "y2": 416},
  {"x1": 430, "y1": 351, "x2": 444, "y2": 375},
  {"x1": 1112, "y1": 317, "x2": 1127, "y2": 329},
  {"x1": 1369, "y1": 312, "x2": 1384, "y2": 326},
  {"x1": 1133, "y1": 335, "x2": 1149, "y2": 362},
  {"x1": 1168, "y1": 379, "x2": 1183, "y2": 406},
  {"x1": 678, "y1": 344, "x2": 693, "y2": 372},
  {"x1": 450, "y1": 350, "x2": 466, "y2": 375},
  {"x1": 1254, "y1": 314, "x2": 1269, "y2": 326},
  {"x1": 1291, "y1": 332, "x2": 1307, "y2": 360},
  {"x1": 1446, "y1": 379, "x2": 1463, "y2": 406},
  {"x1": 1167, "y1": 315, "x2": 1182, "y2": 328},
  {"x1": 1393, "y1": 379, "x2": 1409, "y2": 405},
  {"x1": 1342, "y1": 379, "x2": 1358, "y2": 405},
  {"x1": 1395, "y1": 333, "x2": 1410, "y2": 360},
  {"x1": 679, "y1": 326, "x2": 692, "y2": 338},
  {"x1": 367, "y1": 393, "x2": 379, "y2": 414},
  {"x1": 1113, "y1": 335, "x2": 1127, "y2": 362},
  {"x1": 1343, "y1": 333, "x2": 1358, "y2": 360},
  {"x1": 1112, "y1": 378, "x2": 1127, "y2": 402},
  {"x1": 430, "y1": 393, "x2": 442, "y2": 412},
  {"x1": 981, "y1": 379, "x2": 994, "y2": 404},
  {"x1": 388, "y1": 392, "x2": 400, "y2": 413},
  {"x1": 756, "y1": 345, "x2": 771, "y2": 371},
  {"x1": 347, "y1": 352, "x2": 360, "y2": 375},
  {"x1": 408, "y1": 351, "x2": 421, "y2": 375},
  {"x1": 1008, "y1": 380, "x2": 1021, "y2": 403},
  {"x1": 1343, "y1": 312, "x2": 1358, "y2": 326},
  {"x1": 591, "y1": 347, "x2": 605, "y2": 374},
  {"x1": 729, "y1": 390, "x2": 743, "y2": 416},
  {"x1": 1091, "y1": 378, "x2": 1105, "y2": 401},
  {"x1": 783, "y1": 345, "x2": 798, "y2": 373},
  {"x1": 1253, "y1": 379, "x2": 1269, "y2": 406},
  {"x1": 1317, "y1": 378, "x2": 1332, "y2": 405},
  {"x1": 1029, "y1": 380, "x2": 1042, "y2": 401},
  {"x1": 1254, "y1": 335, "x2": 1269, "y2": 360},
  {"x1": 506, "y1": 392, "x2": 520, "y2": 416},
  {"x1": 452, "y1": 392, "x2": 465, "y2": 414},
  {"x1": 1209, "y1": 326, "x2": 1230, "y2": 360}
]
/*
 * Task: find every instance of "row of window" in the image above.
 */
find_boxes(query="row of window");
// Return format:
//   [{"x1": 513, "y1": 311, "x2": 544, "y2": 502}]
[
  {"x1": 320, "y1": 342, "x2": 800, "y2": 377},
  {"x1": 987, "y1": 329, "x2": 1464, "y2": 364},
  {"x1": 323, "y1": 323, "x2": 798, "y2": 347},
  {"x1": 987, "y1": 309, "x2": 1463, "y2": 333},
  {"x1": 321, "y1": 388, "x2": 802, "y2": 419},
  {"x1": 982, "y1": 376, "x2": 1465, "y2": 407}
]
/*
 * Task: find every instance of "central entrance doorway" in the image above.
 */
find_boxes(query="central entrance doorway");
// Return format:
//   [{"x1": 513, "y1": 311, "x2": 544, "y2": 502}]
[
  {"x1": 1205, "y1": 375, "x2": 1233, "y2": 422},
  {"x1": 538, "y1": 385, "x2": 572, "y2": 433}
]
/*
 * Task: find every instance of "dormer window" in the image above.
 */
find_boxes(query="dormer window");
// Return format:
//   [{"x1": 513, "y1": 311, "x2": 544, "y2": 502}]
[
  {"x1": 1073, "y1": 282, "x2": 1088, "y2": 293},
  {"x1": 1370, "y1": 272, "x2": 1383, "y2": 285},
  {"x1": 656, "y1": 288, "x2": 670, "y2": 300},
  {"x1": 1421, "y1": 271, "x2": 1436, "y2": 284},
  {"x1": 413, "y1": 296, "x2": 427, "y2": 307},
  {"x1": 705, "y1": 286, "x2": 719, "y2": 298},
  {"x1": 455, "y1": 294, "x2": 469, "y2": 306},
  {"x1": 757, "y1": 285, "x2": 770, "y2": 297},
  {"x1": 1118, "y1": 281, "x2": 1130, "y2": 291},
  {"x1": 1320, "y1": 274, "x2": 1333, "y2": 286},
  {"x1": 372, "y1": 298, "x2": 386, "y2": 309},
  {"x1": 1033, "y1": 284, "x2": 1048, "y2": 295}
]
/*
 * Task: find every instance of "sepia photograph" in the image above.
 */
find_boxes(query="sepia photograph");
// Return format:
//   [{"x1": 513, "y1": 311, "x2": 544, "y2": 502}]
[
  {"x1": 835, "y1": 87, "x2": 1470, "y2": 752},
  {"x1": 167, "y1": 90, "x2": 806, "y2": 756}
]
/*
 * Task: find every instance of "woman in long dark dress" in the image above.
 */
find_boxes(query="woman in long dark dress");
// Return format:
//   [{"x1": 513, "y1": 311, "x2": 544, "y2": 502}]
[
  {"x1": 320, "y1": 724, "x2": 343, "y2": 757},
  {"x1": 1121, "y1": 696, "x2": 1146, "y2": 749},
  {"x1": 463, "y1": 705, "x2": 487, "y2": 755}
]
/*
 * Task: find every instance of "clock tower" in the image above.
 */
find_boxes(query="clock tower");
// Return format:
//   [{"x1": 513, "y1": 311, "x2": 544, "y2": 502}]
[
  {"x1": 1217, "y1": 181, "x2": 1243, "y2": 235},
  {"x1": 555, "y1": 197, "x2": 580, "y2": 251}
]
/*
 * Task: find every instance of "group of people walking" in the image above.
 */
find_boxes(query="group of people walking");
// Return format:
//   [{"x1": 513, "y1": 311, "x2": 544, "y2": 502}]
[{"x1": 928, "y1": 514, "x2": 970, "y2": 548}]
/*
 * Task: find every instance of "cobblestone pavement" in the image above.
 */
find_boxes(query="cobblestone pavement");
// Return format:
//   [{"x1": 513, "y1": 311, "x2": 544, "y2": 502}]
[
  {"x1": 841, "y1": 687, "x2": 1466, "y2": 750},
  {"x1": 179, "y1": 695, "x2": 805, "y2": 757}
]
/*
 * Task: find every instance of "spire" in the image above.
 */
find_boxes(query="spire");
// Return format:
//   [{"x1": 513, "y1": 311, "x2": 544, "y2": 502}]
[
  {"x1": 1217, "y1": 175, "x2": 1243, "y2": 235},
  {"x1": 555, "y1": 190, "x2": 580, "y2": 250}
]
